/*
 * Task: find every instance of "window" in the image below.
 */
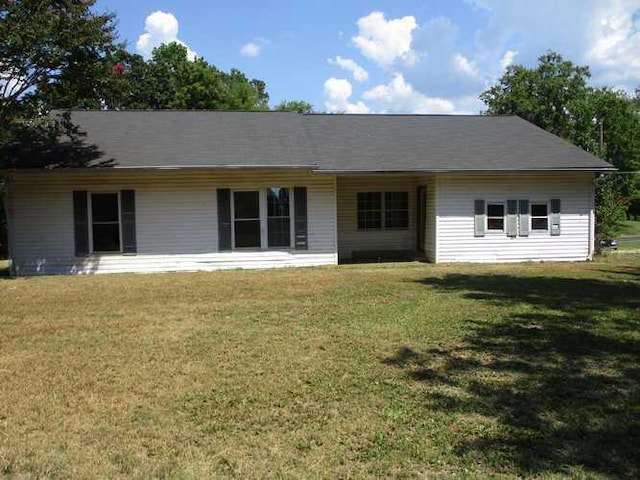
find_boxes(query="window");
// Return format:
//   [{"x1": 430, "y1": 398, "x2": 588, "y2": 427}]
[
  {"x1": 531, "y1": 203, "x2": 549, "y2": 231},
  {"x1": 234, "y1": 191, "x2": 261, "y2": 248},
  {"x1": 487, "y1": 203, "x2": 505, "y2": 231},
  {"x1": 357, "y1": 192, "x2": 382, "y2": 229},
  {"x1": 357, "y1": 191, "x2": 408, "y2": 230},
  {"x1": 232, "y1": 188, "x2": 292, "y2": 249},
  {"x1": 91, "y1": 193, "x2": 121, "y2": 252},
  {"x1": 267, "y1": 187, "x2": 291, "y2": 247},
  {"x1": 384, "y1": 192, "x2": 409, "y2": 229}
]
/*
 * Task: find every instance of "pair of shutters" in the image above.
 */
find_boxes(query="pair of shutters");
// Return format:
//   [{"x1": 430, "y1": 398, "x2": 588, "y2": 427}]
[
  {"x1": 73, "y1": 190, "x2": 137, "y2": 256},
  {"x1": 474, "y1": 199, "x2": 561, "y2": 237},
  {"x1": 217, "y1": 187, "x2": 308, "y2": 251}
]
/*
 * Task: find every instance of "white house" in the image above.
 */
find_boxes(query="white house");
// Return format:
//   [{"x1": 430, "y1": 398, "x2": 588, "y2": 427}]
[{"x1": 3, "y1": 111, "x2": 614, "y2": 275}]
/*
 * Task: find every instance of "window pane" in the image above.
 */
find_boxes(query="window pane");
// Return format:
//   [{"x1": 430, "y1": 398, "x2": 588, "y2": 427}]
[
  {"x1": 234, "y1": 220, "x2": 261, "y2": 247},
  {"x1": 92, "y1": 224, "x2": 120, "y2": 252},
  {"x1": 234, "y1": 191, "x2": 260, "y2": 219},
  {"x1": 487, "y1": 218, "x2": 504, "y2": 230},
  {"x1": 92, "y1": 193, "x2": 119, "y2": 222},
  {"x1": 531, "y1": 204, "x2": 548, "y2": 217},
  {"x1": 385, "y1": 192, "x2": 408, "y2": 210},
  {"x1": 532, "y1": 218, "x2": 549, "y2": 230},
  {"x1": 358, "y1": 211, "x2": 382, "y2": 229},
  {"x1": 385, "y1": 212, "x2": 409, "y2": 229},
  {"x1": 357, "y1": 192, "x2": 381, "y2": 210},
  {"x1": 268, "y1": 218, "x2": 291, "y2": 247},
  {"x1": 487, "y1": 204, "x2": 504, "y2": 217},
  {"x1": 385, "y1": 192, "x2": 408, "y2": 229},
  {"x1": 357, "y1": 192, "x2": 382, "y2": 230},
  {"x1": 267, "y1": 187, "x2": 290, "y2": 217}
]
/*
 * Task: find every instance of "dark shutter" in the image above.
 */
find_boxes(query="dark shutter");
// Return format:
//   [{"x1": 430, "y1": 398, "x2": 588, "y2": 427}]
[
  {"x1": 73, "y1": 191, "x2": 89, "y2": 256},
  {"x1": 550, "y1": 198, "x2": 561, "y2": 236},
  {"x1": 294, "y1": 187, "x2": 308, "y2": 250},
  {"x1": 474, "y1": 200, "x2": 485, "y2": 237},
  {"x1": 217, "y1": 188, "x2": 232, "y2": 251},
  {"x1": 120, "y1": 190, "x2": 137, "y2": 254},
  {"x1": 518, "y1": 200, "x2": 530, "y2": 237},
  {"x1": 506, "y1": 200, "x2": 518, "y2": 237}
]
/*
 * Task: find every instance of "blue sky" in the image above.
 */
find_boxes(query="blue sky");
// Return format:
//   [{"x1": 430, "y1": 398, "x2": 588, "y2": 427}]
[{"x1": 96, "y1": 0, "x2": 640, "y2": 114}]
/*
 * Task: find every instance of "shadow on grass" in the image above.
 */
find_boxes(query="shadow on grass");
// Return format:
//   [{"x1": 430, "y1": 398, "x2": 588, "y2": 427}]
[{"x1": 385, "y1": 268, "x2": 640, "y2": 478}]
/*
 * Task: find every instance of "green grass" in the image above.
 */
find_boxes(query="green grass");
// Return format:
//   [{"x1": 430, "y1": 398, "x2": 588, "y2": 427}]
[
  {"x1": 1, "y1": 258, "x2": 639, "y2": 478},
  {"x1": 618, "y1": 220, "x2": 640, "y2": 236},
  {"x1": 620, "y1": 240, "x2": 640, "y2": 250}
]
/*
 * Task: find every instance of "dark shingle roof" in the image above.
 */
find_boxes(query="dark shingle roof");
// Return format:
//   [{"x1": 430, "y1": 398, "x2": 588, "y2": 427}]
[{"x1": 64, "y1": 110, "x2": 614, "y2": 172}]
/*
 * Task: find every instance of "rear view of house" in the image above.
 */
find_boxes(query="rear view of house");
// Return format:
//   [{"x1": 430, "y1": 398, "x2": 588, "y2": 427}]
[{"x1": 4, "y1": 111, "x2": 614, "y2": 275}]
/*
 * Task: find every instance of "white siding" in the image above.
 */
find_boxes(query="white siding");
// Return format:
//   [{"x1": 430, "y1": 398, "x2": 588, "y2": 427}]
[
  {"x1": 8, "y1": 170, "x2": 337, "y2": 275},
  {"x1": 424, "y1": 176, "x2": 437, "y2": 262},
  {"x1": 435, "y1": 173, "x2": 595, "y2": 263},
  {"x1": 336, "y1": 176, "x2": 418, "y2": 260}
]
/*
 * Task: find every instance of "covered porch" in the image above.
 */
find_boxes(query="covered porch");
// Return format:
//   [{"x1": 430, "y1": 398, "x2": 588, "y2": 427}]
[{"x1": 335, "y1": 174, "x2": 435, "y2": 263}]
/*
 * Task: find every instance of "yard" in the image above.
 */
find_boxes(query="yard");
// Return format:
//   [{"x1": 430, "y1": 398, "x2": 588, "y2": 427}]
[{"x1": 1, "y1": 256, "x2": 639, "y2": 478}]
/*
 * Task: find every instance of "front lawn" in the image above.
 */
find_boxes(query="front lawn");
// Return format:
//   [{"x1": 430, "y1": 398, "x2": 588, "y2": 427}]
[
  {"x1": 618, "y1": 220, "x2": 640, "y2": 236},
  {"x1": 1, "y1": 257, "x2": 639, "y2": 478}
]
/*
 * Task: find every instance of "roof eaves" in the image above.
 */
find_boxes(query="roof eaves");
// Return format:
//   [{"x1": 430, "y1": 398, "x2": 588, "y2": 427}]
[{"x1": 313, "y1": 166, "x2": 617, "y2": 174}]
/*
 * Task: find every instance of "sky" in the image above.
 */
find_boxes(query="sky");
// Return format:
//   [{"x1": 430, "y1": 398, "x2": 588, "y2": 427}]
[{"x1": 95, "y1": 0, "x2": 640, "y2": 114}]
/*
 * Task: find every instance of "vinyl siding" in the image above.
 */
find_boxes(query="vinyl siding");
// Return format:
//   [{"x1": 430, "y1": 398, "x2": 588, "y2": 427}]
[
  {"x1": 8, "y1": 170, "x2": 337, "y2": 275},
  {"x1": 423, "y1": 176, "x2": 437, "y2": 262},
  {"x1": 336, "y1": 176, "x2": 418, "y2": 260},
  {"x1": 435, "y1": 173, "x2": 595, "y2": 263}
]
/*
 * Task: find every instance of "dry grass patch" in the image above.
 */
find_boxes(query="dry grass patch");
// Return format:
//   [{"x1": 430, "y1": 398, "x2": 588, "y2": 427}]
[{"x1": 1, "y1": 257, "x2": 639, "y2": 478}]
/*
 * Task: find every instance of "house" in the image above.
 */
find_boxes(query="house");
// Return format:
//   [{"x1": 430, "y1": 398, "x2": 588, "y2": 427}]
[{"x1": 3, "y1": 111, "x2": 614, "y2": 275}]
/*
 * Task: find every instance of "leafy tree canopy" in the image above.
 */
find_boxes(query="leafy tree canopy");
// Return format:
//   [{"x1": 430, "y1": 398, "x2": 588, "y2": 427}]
[
  {"x1": 48, "y1": 42, "x2": 270, "y2": 111},
  {"x1": 0, "y1": 0, "x2": 117, "y2": 117},
  {"x1": 0, "y1": 0, "x2": 118, "y2": 168},
  {"x1": 275, "y1": 100, "x2": 314, "y2": 114}
]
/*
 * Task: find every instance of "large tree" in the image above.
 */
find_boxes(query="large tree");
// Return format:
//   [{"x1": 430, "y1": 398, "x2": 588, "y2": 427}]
[
  {"x1": 480, "y1": 51, "x2": 640, "y2": 239},
  {"x1": 0, "y1": 0, "x2": 119, "y2": 168},
  {"x1": 0, "y1": 0, "x2": 117, "y2": 112},
  {"x1": 55, "y1": 42, "x2": 271, "y2": 111}
]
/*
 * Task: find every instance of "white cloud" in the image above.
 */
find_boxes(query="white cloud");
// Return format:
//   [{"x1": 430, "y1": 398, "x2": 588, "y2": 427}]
[
  {"x1": 585, "y1": 0, "x2": 640, "y2": 86},
  {"x1": 363, "y1": 73, "x2": 456, "y2": 114},
  {"x1": 136, "y1": 11, "x2": 197, "y2": 60},
  {"x1": 464, "y1": 0, "x2": 640, "y2": 90},
  {"x1": 452, "y1": 53, "x2": 480, "y2": 78},
  {"x1": 499, "y1": 50, "x2": 518, "y2": 71},
  {"x1": 239, "y1": 38, "x2": 270, "y2": 58},
  {"x1": 323, "y1": 78, "x2": 370, "y2": 113},
  {"x1": 352, "y1": 11, "x2": 418, "y2": 68},
  {"x1": 328, "y1": 56, "x2": 369, "y2": 82},
  {"x1": 240, "y1": 42, "x2": 261, "y2": 57}
]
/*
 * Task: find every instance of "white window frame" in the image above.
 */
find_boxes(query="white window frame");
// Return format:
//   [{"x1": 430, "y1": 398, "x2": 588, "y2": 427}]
[
  {"x1": 88, "y1": 191, "x2": 122, "y2": 254},
  {"x1": 486, "y1": 202, "x2": 505, "y2": 233},
  {"x1": 530, "y1": 201, "x2": 550, "y2": 233},
  {"x1": 356, "y1": 191, "x2": 409, "y2": 231},
  {"x1": 230, "y1": 188, "x2": 295, "y2": 250}
]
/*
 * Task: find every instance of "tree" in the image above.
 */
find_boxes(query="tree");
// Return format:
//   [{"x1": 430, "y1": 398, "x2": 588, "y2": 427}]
[
  {"x1": 480, "y1": 51, "x2": 640, "y2": 240},
  {"x1": 275, "y1": 100, "x2": 314, "y2": 114},
  {"x1": 0, "y1": 0, "x2": 119, "y2": 169},
  {"x1": 72, "y1": 42, "x2": 271, "y2": 111},
  {"x1": 480, "y1": 52, "x2": 593, "y2": 146},
  {"x1": 0, "y1": 0, "x2": 117, "y2": 116}
]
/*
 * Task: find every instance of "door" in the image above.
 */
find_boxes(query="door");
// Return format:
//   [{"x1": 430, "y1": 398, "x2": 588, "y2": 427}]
[
  {"x1": 234, "y1": 191, "x2": 261, "y2": 248},
  {"x1": 416, "y1": 186, "x2": 426, "y2": 252}
]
